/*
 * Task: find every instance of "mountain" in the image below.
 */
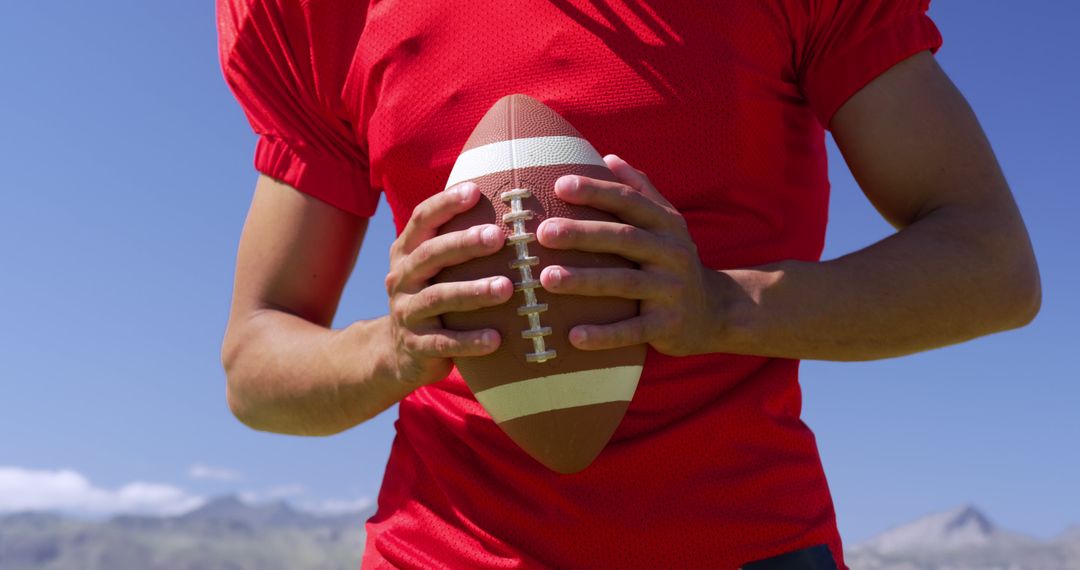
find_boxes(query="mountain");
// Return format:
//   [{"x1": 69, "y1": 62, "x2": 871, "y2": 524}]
[
  {"x1": 2, "y1": 500, "x2": 1077, "y2": 569},
  {"x1": 0, "y1": 495, "x2": 373, "y2": 570},
  {"x1": 846, "y1": 506, "x2": 1079, "y2": 570},
  {"x1": 851, "y1": 505, "x2": 1033, "y2": 554}
]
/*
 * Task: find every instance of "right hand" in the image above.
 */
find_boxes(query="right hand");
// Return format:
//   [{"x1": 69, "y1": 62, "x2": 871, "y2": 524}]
[{"x1": 384, "y1": 182, "x2": 514, "y2": 388}]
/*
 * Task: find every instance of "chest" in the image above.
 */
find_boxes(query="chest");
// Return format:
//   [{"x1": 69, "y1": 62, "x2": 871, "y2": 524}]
[{"x1": 346, "y1": 1, "x2": 827, "y2": 265}]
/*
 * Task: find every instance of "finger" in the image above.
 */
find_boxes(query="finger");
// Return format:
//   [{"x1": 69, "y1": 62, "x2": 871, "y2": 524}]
[
  {"x1": 537, "y1": 218, "x2": 668, "y2": 265},
  {"x1": 568, "y1": 315, "x2": 656, "y2": 351},
  {"x1": 553, "y1": 174, "x2": 681, "y2": 233},
  {"x1": 404, "y1": 277, "x2": 514, "y2": 324},
  {"x1": 407, "y1": 328, "x2": 501, "y2": 358},
  {"x1": 540, "y1": 266, "x2": 672, "y2": 299},
  {"x1": 603, "y1": 154, "x2": 674, "y2": 209},
  {"x1": 398, "y1": 224, "x2": 506, "y2": 287},
  {"x1": 397, "y1": 182, "x2": 482, "y2": 256}
]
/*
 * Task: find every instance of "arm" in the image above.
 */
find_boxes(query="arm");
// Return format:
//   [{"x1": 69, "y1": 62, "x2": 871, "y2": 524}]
[
  {"x1": 536, "y1": 52, "x2": 1040, "y2": 360},
  {"x1": 222, "y1": 176, "x2": 511, "y2": 436},
  {"x1": 222, "y1": 175, "x2": 387, "y2": 436},
  {"x1": 720, "y1": 52, "x2": 1041, "y2": 359}
]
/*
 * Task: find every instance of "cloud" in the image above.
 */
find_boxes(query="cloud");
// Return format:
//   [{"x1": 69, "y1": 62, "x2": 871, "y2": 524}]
[
  {"x1": 232, "y1": 483, "x2": 370, "y2": 515},
  {"x1": 0, "y1": 466, "x2": 205, "y2": 517},
  {"x1": 188, "y1": 463, "x2": 243, "y2": 482},
  {"x1": 238, "y1": 483, "x2": 309, "y2": 504},
  {"x1": 297, "y1": 496, "x2": 374, "y2": 515}
]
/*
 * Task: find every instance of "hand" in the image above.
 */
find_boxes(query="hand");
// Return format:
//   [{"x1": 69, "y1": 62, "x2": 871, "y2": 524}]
[
  {"x1": 537, "y1": 155, "x2": 722, "y2": 356},
  {"x1": 384, "y1": 182, "x2": 514, "y2": 387}
]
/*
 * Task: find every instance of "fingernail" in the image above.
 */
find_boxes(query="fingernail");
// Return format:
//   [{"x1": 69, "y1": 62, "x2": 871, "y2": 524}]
[
  {"x1": 546, "y1": 267, "x2": 562, "y2": 287},
  {"x1": 569, "y1": 327, "x2": 588, "y2": 346},
  {"x1": 480, "y1": 331, "x2": 495, "y2": 346},
  {"x1": 481, "y1": 225, "x2": 498, "y2": 245},
  {"x1": 542, "y1": 221, "x2": 560, "y2": 240},
  {"x1": 555, "y1": 175, "x2": 577, "y2": 193},
  {"x1": 453, "y1": 182, "x2": 475, "y2": 202}
]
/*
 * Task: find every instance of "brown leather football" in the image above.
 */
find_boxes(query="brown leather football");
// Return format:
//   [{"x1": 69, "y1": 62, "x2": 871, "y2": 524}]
[{"x1": 434, "y1": 94, "x2": 646, "y2": 474}]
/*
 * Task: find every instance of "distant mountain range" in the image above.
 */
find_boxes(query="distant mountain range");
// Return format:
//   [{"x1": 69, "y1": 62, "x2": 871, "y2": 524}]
[
  {"x1": 0, "y1": 495, "x2": 371, "y2": 570},
  {"x1": 0, "y1": 499, "x2": 1076, "y2": 569},
  {"x1": 846, "y1": 505, "x2": 1080, "y2": 570}
]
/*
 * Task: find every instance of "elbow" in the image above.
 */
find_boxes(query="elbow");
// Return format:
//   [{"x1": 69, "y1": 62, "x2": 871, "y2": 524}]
[
  {"x1": 993, "y1": 242, "x2": 1042, "y2": 332},
  {"x1": 224, "y1": 380, "x2": 257, "y2": 430},
  {"x1": 1005, "y1": 263, "x2": 1042, "y2": 330},
  {"x1": 221, "y1": 331, "x2": 260, "y2": 431},
  {"x1": 220, "y1": 331, "x2": 355, "y2": 437},
  {"x1": 956, "y1": 202, "x2": 1042, "y2": 334}
]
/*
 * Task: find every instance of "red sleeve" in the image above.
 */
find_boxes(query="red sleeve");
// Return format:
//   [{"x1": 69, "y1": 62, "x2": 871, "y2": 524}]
[
  {"x1": 216, "y1": 0, "x2": 377, "y2": 216},
  {"x1": 790, "y1": 0, "x2": 943, "y2": 128}
]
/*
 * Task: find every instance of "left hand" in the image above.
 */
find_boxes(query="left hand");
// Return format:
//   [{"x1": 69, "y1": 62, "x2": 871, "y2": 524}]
[{"x1": 537, "y1": 154, "x2": 722, "y2": 356}]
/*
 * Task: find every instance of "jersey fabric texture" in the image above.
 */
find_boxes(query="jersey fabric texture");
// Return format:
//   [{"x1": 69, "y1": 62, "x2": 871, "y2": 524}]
[{"x1": 217, "y1": 1, "x2": 942, "y2": 568}]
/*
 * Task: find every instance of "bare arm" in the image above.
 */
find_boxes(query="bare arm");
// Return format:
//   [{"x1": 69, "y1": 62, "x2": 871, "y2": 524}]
[
  {"x1": 222, "y1": 175, "x2": 387, "y2": 436},
  {"x1": 718, "y1": 52, "x2": 1041, "y2": 359},
  {"x1": 535, "y1": 52, "x2": 1040, "y2": 360},
  {"x1": 222, "y1": 176, "x2": 511, "y2": 436}
]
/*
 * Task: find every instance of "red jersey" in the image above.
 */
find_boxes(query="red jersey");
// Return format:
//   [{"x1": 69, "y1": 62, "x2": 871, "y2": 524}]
[{"x1": 217, "y1": 1, "x2": 942, "y2": 568}]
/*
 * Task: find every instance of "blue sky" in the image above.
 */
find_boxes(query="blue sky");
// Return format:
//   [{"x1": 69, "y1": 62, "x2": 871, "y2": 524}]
[{"x1": 1, "y1": 1, "x2": 1077, "y2": 543}]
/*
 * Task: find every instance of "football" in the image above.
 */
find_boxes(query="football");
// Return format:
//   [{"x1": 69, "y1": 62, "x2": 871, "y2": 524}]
[{"x1": 434, "y1": 94, "x2": 647, "y2": 474}]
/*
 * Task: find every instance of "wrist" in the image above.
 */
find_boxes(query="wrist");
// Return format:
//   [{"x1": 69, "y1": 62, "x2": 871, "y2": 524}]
[
  {"x1": 708, "y1": 264, "x2": 787, "y2": 355},
  {"x1": 336, "y1": 316, "x2": 413, "y2": 423}
]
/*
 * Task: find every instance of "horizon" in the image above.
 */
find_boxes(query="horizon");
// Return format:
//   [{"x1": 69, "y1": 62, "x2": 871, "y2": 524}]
[{"x1": 2, "y1": 497, "x2": 1073, "y2": 548}]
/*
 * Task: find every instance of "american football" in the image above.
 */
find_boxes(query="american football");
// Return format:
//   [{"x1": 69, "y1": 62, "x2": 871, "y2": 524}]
[{"x1": 433, "y1": 94, "x2": 647, "y2": 474}]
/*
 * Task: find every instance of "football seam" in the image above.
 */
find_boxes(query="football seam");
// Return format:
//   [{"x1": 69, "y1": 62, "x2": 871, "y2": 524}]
[{"x1": 505, "y1": 97, "x2": 555, "y2": 363}]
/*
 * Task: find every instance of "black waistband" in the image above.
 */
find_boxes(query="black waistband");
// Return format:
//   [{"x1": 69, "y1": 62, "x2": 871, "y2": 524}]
[{"x1": 741, "y1": 544, "x2": 838, "y2": 570}]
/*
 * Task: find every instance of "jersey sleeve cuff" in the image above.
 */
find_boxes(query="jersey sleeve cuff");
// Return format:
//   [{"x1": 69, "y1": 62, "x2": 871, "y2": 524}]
[
  {"x1": 254, "y1": 136, "x2": 379, "y2": 217},
  {"x1": 804, "y1": 13, "x2": 943, "y2": 129}
]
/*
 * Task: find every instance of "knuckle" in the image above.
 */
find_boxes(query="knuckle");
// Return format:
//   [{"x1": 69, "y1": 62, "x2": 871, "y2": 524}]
[
  {"x1": 401, "y1": 332, "x2": 420, "y2": 354},
  {"x1": 431, "y1": 335, "x2": 455, "y2": 356},
  {"x1": 448, "y1": 283, "x2": 475, "y2": 311},
  {"x1": 390, "y1": 298, "x2": 410, "y2": 324},
  {"x1": 412, "y1": 288, "x2": 435, "y2": 316},
  {"x1": 409, "y1": 203, "x2": 429, "y2": 227},
  {"x1": 614, "y1": 224, "x2": 639, "y2": 249},
  {"x1": 658, "y1": 311, "x2": 680, "y2": 333},
  {"x1": 623, "y1": 270, "x2": 645, "y2": 295},
  {"x1": 666, "y1": 276, "x2": 688, "y2": 299},
  {"x1": 668, "y1": 210, "x2": 690, "y2": 232},
  {"x1": 432, "y1": 284, "x2": 461, "y2": 314},
  {"x1": 573, "y1": 269, "x2": 594, "y2": 292},
  {"x1": 460, "y1": 227, "x2": 480, "y2": 250},
  {"x1": 411, "y1": 242, "x2": 435, "y2": 268},
  {"x1": 666, "y1": 240, "x2": 695, "y2": 266}
]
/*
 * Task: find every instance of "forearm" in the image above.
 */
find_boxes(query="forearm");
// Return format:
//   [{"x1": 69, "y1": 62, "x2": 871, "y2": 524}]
[
  {"x1": 716, "y1": 204, "x2": 1041, "y2": 361},
  {"x1": 221, "y1": 311, "x2": 410, "y2": 436}
]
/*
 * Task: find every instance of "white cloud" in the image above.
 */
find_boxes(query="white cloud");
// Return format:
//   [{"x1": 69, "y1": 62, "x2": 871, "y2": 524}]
[
  {"x1": 0, "y1": 466, "x2": 205, "y2": 517},
  {"x1": 237, "y1": 483, "x2": 309, "y2": 504},
  {"x1": 188, "y1": 463, "x2": 243, "y2": 482},
  {"x1": 297, "y1": 496, "x2": 374, "y2": 515}
]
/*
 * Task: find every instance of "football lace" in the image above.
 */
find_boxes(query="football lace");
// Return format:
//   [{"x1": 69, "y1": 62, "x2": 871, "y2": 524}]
[{"x1": 500, "y1": 188, "x2": 556, "y2": 363}]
